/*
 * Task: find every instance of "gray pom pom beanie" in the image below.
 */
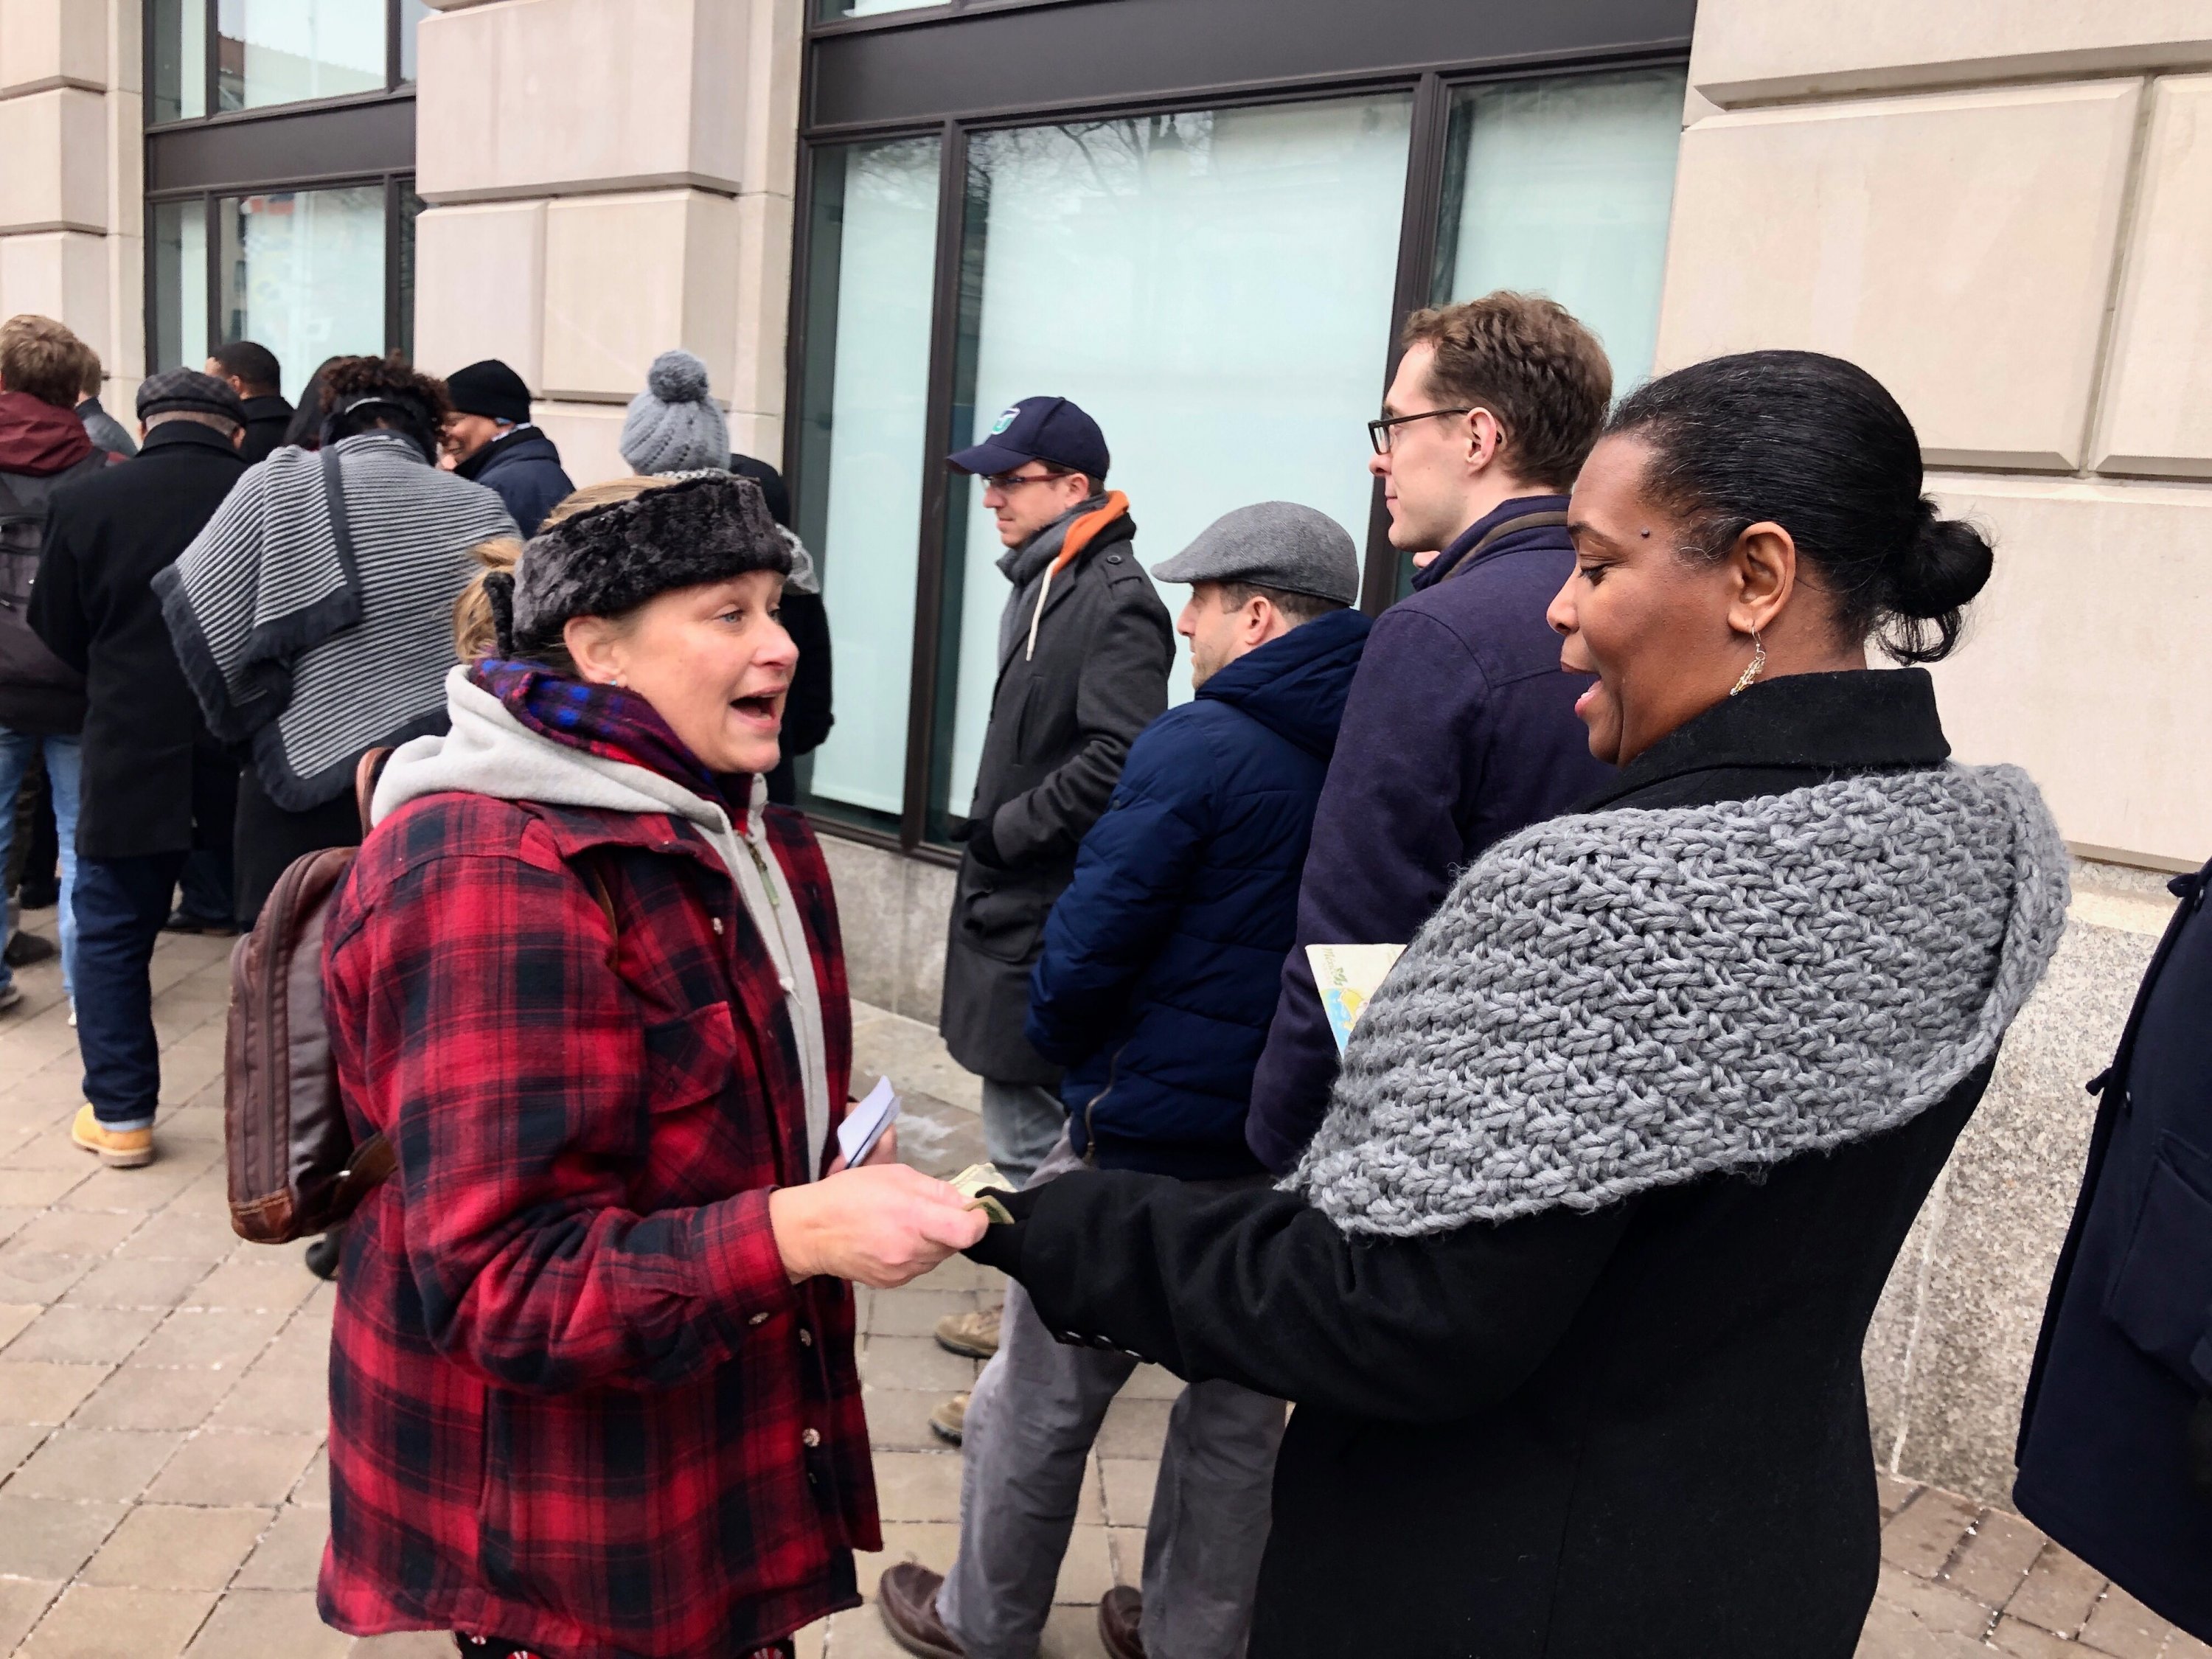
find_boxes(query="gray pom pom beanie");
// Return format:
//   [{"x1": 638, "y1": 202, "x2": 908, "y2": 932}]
[
  {"x1": 508, "y1": 473, "x2": 790, "y2": 653},
  {"x1": 619, "y1": 349, "x2": 730, "y2": 476}
]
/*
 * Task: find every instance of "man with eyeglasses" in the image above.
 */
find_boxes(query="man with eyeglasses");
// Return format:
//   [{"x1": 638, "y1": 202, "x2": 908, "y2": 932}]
[
  {"x1": 1243, "y1": 292, "x2": 1618, "y2": 1177},
  {"x1": 931, "y1": 396, "x2": 1172, "y2": 1434}
]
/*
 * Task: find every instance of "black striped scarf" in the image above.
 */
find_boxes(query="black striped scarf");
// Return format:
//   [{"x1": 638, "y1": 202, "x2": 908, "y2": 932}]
[{"x1": 156, "y1": 431, "x2": 518, "y2": 809}]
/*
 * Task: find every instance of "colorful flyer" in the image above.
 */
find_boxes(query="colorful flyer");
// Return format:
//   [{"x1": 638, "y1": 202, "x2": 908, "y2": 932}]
[{"x1": 1306, "y1": 943, "x2": 1407, "y2": 1054}]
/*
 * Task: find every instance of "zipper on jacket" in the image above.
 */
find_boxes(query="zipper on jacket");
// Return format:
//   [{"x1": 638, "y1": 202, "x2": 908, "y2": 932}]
[{"x1": 1081, "y1": 1044, "x2": 1130, "y2": 1169}]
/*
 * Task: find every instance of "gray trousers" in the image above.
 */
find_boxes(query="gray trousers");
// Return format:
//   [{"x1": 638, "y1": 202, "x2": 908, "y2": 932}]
[
  {"x1": 936, "y1": 1133, "x2": 1286, "y2": 1659},
  {"x1": 979, "y1": 1077, "x2": 1067, "y2": 1190}
]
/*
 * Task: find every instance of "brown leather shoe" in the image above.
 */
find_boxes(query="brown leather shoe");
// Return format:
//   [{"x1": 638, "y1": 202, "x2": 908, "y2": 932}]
[
  {"x1": 1098, "y1": 1585, "x2": 1146, "y2": 1659},
  {"x1": 933, "y1": 1303, "x2": 1002, "y2": 1360},
  {"x1": 877, "y1": 1562, "x2": 964, "y2": 1659}
]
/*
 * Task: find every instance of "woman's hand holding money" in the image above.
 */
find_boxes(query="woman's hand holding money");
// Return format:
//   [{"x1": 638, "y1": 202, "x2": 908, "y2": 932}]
[{"x1": 769, "y1": 1164, "x2": 990, "y2": 1287}]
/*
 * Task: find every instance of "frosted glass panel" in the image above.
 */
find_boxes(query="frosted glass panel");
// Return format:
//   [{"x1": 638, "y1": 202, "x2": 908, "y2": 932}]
[
  {"x1": 150, "y1": 200, "x2": 209, "y2": 375},
  {"x1": 796, "y1": 137, "x2": 943, "y2": 824},
  {"x1": 151, "y1": 0, "x2": 209, "y2": 122},
  {"x1": 1438, "y1": 67, "x2": 1687, "y2": 390},
  {"x1": 220, "y1": 187, "x2": 387, "y2": 403},
  {"x1": 818, "y1": 0, "x2": 942, "y2": 16},
  {"x1": 218, "y1": 0, "x2": 388, "y2": 111},
  {"x1": 938, "y1": 97, "x2": 1413, "y2": 824}
]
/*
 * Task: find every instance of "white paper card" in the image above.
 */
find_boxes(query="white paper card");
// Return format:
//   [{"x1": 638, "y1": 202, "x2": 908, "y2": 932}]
[{"x1": 838, "y1": 1075, "x2": 902, "y2": 1166}]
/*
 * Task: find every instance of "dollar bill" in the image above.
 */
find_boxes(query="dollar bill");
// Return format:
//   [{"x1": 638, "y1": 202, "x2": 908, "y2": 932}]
[{"x1": 948, "y1": 1162, "x2": 1017, "y2": 1225}]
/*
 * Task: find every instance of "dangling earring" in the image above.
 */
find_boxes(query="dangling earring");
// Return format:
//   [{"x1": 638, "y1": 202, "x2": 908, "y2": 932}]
[{"x1": 1728, "y1": 632, "x2": 1767, "y2": 698}]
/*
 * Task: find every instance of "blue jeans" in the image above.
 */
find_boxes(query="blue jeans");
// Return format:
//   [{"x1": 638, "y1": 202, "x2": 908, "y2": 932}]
[
  {"x1": 73, "y1": 852, "x2": 187, "y2": 1129},
  {"x1": 178, "y1": 846, "x2": 234, "y2": 924},
  {"x1": 0, "y1": 727, "x2": 80, "y2": 998}
]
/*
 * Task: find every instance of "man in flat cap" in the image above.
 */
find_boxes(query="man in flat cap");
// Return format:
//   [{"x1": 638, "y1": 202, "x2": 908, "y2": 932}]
[
  {"x1": 878, "y1": 504, "x2": 1371, "y2": 1659},
  {"x1": 27, "y1": 369, "x2": 250, "y2": 1166}
]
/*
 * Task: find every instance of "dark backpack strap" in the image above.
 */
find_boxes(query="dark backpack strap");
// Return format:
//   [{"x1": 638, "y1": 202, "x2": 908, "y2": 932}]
[
  {"x1": 1439, "y1": 509, "x2": 1571, "y2": 580},
  {"x1": 332, "y1": 1130, "x2": 397, "y2": 1211},
  {"x1": 320, "y1": 445, "x2": 364, "y2": 588},
  {"x1": 353, "y1": 746, "x2": 394, "y2": 830}
]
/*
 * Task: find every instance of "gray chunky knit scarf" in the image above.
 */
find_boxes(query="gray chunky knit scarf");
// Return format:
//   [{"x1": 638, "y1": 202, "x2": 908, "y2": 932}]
[{"x1": 1288, "y1": 765, "x2": 2070, "y2": 1237}]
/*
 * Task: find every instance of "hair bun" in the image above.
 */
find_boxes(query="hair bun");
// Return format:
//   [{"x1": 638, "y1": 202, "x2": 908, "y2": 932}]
[
  {"x1": 644, "y1": 349, "x2": 712, "y2": 405},
  {"x1": 1889, "y1": 499, "x2": 1994, "y2": 620}
]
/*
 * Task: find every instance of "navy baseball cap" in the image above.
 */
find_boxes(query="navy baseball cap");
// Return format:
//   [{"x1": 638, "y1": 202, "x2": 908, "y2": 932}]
[{"x1": 947, "y1": 395, "x2": 1110, "y2": 481}]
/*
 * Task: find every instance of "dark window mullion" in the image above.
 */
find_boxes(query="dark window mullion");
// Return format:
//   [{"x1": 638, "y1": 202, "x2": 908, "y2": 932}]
[
  {"x1": 383, "y1": 173, "x2": 400, "y2": 354},
  {"x1": 204, "y1": 0, "x2": 219, "y2": 119},
  {"x1": 202, "y1": 190, "x2": 220, "y2": 360},
  {"x1": 1359, "y1": 69, "x2": 1451, "y2": 616},
  {"x1": 898, "y1": 118, "x2": 969, "y2": 852}
]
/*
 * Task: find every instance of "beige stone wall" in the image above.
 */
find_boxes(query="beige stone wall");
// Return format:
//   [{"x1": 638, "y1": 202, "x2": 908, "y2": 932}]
[
  {"x1": 1660, "y1": 3, "x2": 2211, "y2": 1503},
  {"x1": 413, "y1": 0, "x2": 802, "y2": 492},
  {"x1": 0, "y1": 0, "x2": 145, "y2": 409}
]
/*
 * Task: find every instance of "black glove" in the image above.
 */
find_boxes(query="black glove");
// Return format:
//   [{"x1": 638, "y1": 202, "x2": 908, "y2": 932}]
[
  {"x1": 2189, "y1": 1395, "x2": 2212, "y2": 1498},
  {"x1": 960, "y1": 1182, "x2": 1040, "y2": 1275},
  {"x1": 959, "y1": 812, "x2": 1009, "y2": 871}
]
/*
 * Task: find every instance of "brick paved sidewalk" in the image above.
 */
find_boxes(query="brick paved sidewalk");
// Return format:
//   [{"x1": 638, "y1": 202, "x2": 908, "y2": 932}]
[{"x1": 0, "y1": 919, "x2": 2204, "y2": 1658}]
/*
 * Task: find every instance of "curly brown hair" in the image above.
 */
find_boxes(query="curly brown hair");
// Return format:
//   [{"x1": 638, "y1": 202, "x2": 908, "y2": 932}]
[
  {"x1": 319, "y1": 353, "x2": 452, "y2": 425},
  {"x1": 1400, "y1": 293, "x2": 1612, "y2": 492}
]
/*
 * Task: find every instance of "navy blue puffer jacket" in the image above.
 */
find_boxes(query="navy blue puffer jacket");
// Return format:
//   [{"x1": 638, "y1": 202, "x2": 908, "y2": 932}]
[{"x1": 1026, "y1": 605, "x2": 1371, "y2": 1178}]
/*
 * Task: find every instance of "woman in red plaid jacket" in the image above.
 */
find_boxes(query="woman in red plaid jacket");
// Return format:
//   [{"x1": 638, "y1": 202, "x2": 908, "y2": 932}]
[{"x1": 319, "y1": 473, "x2": 987, "y2": 1659}]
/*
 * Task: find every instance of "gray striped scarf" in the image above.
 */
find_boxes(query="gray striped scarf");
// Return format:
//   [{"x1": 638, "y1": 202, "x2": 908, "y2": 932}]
[{"x1": 156, "y1": 431, "x2": 518, "y2": 810}]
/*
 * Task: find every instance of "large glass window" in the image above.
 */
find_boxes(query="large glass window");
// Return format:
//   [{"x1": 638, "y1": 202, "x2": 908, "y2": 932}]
[
  {"x1": 1435, "y1": 66, "x2": 1687, "y2": 389},
  {"x1": 220, "y1": 187, "x2": 391, "y2": 400},
  {"x1": 930, "y1": 96, "x2": 1413, "y2": 832},
  {"x1": 150, "y1": 200, "x2": 209, "y2": 374},
  {"x1": 792, "y1": 137, "x2": 945, "y2": 830},
  {"x1": 150, "y1": 0, "x2": 427, "y2": 120}
]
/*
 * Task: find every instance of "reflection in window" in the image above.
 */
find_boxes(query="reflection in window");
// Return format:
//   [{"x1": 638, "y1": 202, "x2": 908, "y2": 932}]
[
  {"x1": 817, "y1": 0, "x2": 944, "y2": 17},
  {"x1": 219, "y1": 187, "x2": 388, "y2": 402},
  {"x1": 793, "y1": 137, "x2": 944, "y2": 829},
  {"x1": 150, "y1": 0, "x2": 209, "y2": 122},
  {"x1": 400, "y1": 0, "x2": 431, "y2": 83},
  {"x1": 932, "y1": 97, "x2": 1413, "y2": 832},
  {"x1": 1436, "y1": 68, "x2": 1688, "y2": 390},
  {"x1": 150, "y1": 200, "x2": 210, "y2": 375},
  {"x1": 217, "y1": 0, "x2": 389, "y2": 112}
]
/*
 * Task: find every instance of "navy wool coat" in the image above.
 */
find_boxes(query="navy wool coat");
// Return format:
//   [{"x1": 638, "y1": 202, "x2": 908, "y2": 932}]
[
  {"x1": 2014, "y1": 856, "x2": 2212, "y2": 1641},
  {"x1": 1026, "y1": 605, "x2": 1370, "y2": 1180}
]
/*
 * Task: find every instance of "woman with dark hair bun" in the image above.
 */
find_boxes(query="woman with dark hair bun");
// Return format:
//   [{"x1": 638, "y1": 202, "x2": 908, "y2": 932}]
[{"x1": 939, "y1": 351, "x2": 2069, "y2": 1658}]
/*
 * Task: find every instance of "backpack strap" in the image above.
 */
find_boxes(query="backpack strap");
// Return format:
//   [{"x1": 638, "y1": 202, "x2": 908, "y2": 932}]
[
  {"x1": 353, "y1": 746, "x2": 394, "y2": 830},
  {"x1": 320, "y1": 444, "x2": 364, "y2": 588},
  {"x1": 1439, "y1": 509, "x2": 1571, "y2": 580},
  {"x1": 331, "y1": 1130, "x2": 397, "y2": 1211}
]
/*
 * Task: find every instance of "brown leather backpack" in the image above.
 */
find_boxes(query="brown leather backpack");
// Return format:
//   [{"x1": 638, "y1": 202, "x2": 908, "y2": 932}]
[{"x1": 224, "y1": 749, "x2": 394, "y2": 1244}]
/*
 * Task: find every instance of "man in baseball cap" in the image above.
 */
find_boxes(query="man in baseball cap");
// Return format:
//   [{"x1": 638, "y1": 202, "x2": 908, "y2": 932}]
[
  {"x1": 922, "y1": 394, "x2": 1171, "y2": 1428},
  {"x1": 879, "y1": 501, "x2": 1370, "y2": 1659}
]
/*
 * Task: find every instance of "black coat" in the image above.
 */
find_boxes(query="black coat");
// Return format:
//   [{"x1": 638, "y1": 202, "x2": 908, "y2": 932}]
[
  {"x1": 27, "y1": 422, "x2": 246, "y2": 860},
  {"x1": 969, "y1": 670, "x2": 1990, "y2": 1659},
  {"x1": 239, "y1": 394, "x2": 294, "y2": 465},
  {"x1": 941, "y1": 504, "x2": 1172, "y2": 1083},
  {"x1": 2014, "y1": 858, "x2": 2212, "y2": 1640},
  {"x1": 456, "y1": 426, "x2": 573, "y2": 536}
]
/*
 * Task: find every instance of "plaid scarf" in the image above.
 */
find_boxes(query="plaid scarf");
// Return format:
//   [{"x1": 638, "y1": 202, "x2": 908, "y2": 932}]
[{"x1": 469, "y1": 658, "x2": 726, "y2": 804}]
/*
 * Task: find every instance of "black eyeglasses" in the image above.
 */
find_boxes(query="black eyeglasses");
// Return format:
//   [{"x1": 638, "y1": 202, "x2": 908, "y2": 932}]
[
  {"x1": 1366, "y1": 407, "x2": 1476, "y2": 455},
  {"x1": 982, "y1": 468, "x2": 1077, "y2": 491}
]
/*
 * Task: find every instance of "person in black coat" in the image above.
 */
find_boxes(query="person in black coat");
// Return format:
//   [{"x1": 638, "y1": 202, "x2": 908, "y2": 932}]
[
  {"x1": 957, "y1": 352, "x2": 2071, "y2": 1659},
  {"x1": 2014, "y1": 862, "x2": 2212, "y2": 1641},
  {"x1": 28, "y1": 369, "x2": 248, "y2": 1169},
  {"x1": 939, "y1": 397, "x2": 1173, "y2": 1190},
  {"x1": 730, "y1": 454, "x2": 832, "y2": 807},
  {"x1": 206, "y1": 341, "x2": 294, "y2": 464},
  {"x1": 445, "y1": 359, "x2": 573, "y2": 535}
]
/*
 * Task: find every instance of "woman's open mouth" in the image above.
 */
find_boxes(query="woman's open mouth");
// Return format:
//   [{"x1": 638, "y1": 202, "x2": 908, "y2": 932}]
[{"x1": 730, "y1": 692, "x2": 783, "y2": 730}]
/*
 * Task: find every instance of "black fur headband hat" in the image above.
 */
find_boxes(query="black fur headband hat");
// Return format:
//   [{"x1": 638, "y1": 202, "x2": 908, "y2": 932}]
[{"x1": 509, "y1": 472, "x2": 790, "y2": 653}]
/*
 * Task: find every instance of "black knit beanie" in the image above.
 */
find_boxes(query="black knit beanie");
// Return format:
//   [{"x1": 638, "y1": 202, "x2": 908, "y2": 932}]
[{"x1": 507, "y1": 472, "x2": 790, "y2": 655}]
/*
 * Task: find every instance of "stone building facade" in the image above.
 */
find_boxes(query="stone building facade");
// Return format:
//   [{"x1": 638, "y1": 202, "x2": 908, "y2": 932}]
[{"x1": 0, "y1": 0, "x2": 2207, "y2": 1506}]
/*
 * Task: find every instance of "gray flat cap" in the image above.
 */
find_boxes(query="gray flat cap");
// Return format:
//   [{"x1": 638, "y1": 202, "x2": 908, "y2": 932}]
[
  {"x1": 1150, "y1": 501, "x2": 1361, "y2": 605},
  {"x1": 137, "y1": 367, "x2": 246, "y2": 426}
]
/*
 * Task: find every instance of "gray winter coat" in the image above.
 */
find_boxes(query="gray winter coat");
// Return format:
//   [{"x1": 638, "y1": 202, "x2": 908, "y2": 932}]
[{"x1": 940, "y1": 496, "x2": 1172, "y2": 1083}]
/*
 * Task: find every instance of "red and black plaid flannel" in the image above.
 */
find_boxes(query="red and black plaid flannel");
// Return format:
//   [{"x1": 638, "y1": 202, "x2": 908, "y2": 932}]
[{"x1": 318, "y1": 710, "x2": 873, "y2": 1658}]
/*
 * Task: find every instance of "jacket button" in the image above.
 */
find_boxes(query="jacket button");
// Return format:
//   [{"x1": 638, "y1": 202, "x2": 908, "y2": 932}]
[
  {"x1": 802, "y1": 1427, "x2": 821, "y2": 1448},
  {"x1": 712, "y1": 917, "x2": 725, "y2": 936},
  {"x1": 748, "y1": 1311, "x2": 770, "y2": 1326},
  {"x1": 1106, "y1": 553, "x2": 1122, "y2": 563},
  {"x1": 799, "y1": 1328, "x2": 813, "y2": 1347}
]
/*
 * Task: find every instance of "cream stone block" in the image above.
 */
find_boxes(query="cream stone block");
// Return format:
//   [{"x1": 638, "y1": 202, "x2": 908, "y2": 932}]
[
  {"x1": 416, "y1": 0, "x2": 749, "y2": 202},
  {"x1": 542, "y1": 189, "x2": 739, "y2": 403},
  {"x1": 411, "y1": 201, "x2": 547, "y2": 385},
  {"x1": 531, "y1": 400, "x2": 630, "y2": 490},
  {"x1": 739, "y1": 0, "x2": 803, "y2": 203},
  {"x1": 2094, "y1": 74, "x2": 2212, "y2": 479},
  {"x1": 0, "y1": 0, "x2": 108, "y2": 93},
  {"x1": 1688, "y1": 0, "x2": 2212, "y2": 105},
  {"x1": 729, "y1": 191, "x2": 794, "y2": 425},
  {"x1": 1655, "y1": 82, "x2": 2141, "y2": 472},
  {"x1": 1924, "y1": 473, "x2": 2212, "y2": 868},
  {"x1": 102, "y1": 230, "x2": 143, "y2": 381},
  {"x1": 0, "y1": 230, "x2": 110, "y2": 360},
  {"x1": 0, "y1": 87, "x2": 108, "y2": 233},
  {"x1": 728, "y1": 411, "x2": 782, "y2": 470}
]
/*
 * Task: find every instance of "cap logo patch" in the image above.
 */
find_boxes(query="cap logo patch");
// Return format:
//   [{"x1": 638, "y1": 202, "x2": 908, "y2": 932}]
[{"x1": 990, "y1": 406, "x2": 1020, "y2": 436}]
